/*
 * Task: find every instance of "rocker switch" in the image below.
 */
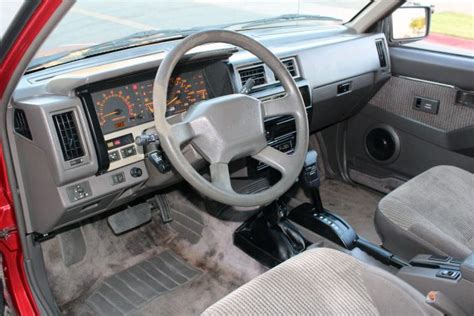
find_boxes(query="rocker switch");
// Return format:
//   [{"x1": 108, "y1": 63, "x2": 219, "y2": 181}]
[{"x1": 413, "y1": 96, "x2": 439, "y2": 114}]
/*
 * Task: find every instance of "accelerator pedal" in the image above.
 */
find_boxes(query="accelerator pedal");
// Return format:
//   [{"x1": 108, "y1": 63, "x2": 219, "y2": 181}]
[
  {"x1": 107, "y1": 203, "x2": 152, "y2": 235},
  {"x1": 150, "y1": 194, "x2": 173, "y2": 224}
]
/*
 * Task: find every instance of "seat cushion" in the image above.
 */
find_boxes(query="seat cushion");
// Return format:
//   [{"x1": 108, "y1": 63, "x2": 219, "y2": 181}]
[
  {"x1": 203, "y1": 248, "x2": 439, "y2": 315},
  {"x1": 376, "y1": 165, "x2": 474, "y2": 260}
]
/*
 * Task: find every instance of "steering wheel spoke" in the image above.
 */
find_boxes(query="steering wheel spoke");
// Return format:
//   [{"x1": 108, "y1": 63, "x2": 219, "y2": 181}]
[
  {"x1": 169, "y1": 121, "x2": 194, "y2": 146},
  {"x1": 252, "y1": 146, "x2": 294, "y2": 175},
  {"x1": 209, "y1": 162, "x2": 234, "y2": 192},
  {"x1": 262, "y1": 95, "x2": 297, "y2": 118}
]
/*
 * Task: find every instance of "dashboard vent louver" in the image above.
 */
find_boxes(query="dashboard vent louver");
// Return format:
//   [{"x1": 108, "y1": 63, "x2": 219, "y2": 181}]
[
  {"x1": 52, "y1": 111, "x2": 85, "y2": 161},
  {"x1": 282, "y1": 58, "x2": 298, "y2": 77},
  {"x1": 375, "y1": 40, "x2": 387, "y2": 68},
  {"x1": 14, "y1": 109, "x2": 32, "y2": 140},
  {"x1": 239, "y1": 65, "x2": 267, "y2": 86}
]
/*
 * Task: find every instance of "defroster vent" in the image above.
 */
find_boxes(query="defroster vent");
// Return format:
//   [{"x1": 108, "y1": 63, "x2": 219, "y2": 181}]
[{"x1": 52, "y1": 111, "x2": 85, "y2": 161}]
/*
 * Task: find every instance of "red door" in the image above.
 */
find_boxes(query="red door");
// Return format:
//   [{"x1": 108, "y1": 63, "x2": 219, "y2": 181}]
[{"x1": 0, "y1": 1, "x2": 63, "y2": 314}]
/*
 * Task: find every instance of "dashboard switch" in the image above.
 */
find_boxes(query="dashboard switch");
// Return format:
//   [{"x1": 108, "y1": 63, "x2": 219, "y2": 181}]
[
  {"x1": 135, "y1": 133, "x2": 159, "y2": 146},
  {"x1": 121, "y1": 145, "x2": 137, "y2": 158},
  {"x1": 108, "y1": 150, "x2": 121, "y2": 162},
  {"x1": 130, "y1": 167, "x2": 143, "y2": 178},
  {"x1": 111, "y1": 172, "x2": 125, "y2": 185},
  {"x1": 66, "y1": 182, "x2": 92, "y2": 202}
]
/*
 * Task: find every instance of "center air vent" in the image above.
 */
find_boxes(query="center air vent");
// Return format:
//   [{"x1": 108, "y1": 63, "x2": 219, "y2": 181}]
[
  {"x1": 281, "y1": 58, "x2": 298, "y2": 77},
  {"x1": 52, "y1": 111, "x2": 85, "y2": 162},
  {"x1": 375, "y1": 39, "x2": 387, "y2": 68},
  {"x1": 14, "y1": 109, "x2": 32, "y2": 140},
  {"x1": 238, "y1": 65, "x2": 267, "y2": 86}
]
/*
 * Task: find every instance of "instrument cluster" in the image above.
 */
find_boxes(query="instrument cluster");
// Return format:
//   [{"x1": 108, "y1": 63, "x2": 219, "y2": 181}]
[{"x1": 90, "y1": 69, "x2": 209, "y2": 134}]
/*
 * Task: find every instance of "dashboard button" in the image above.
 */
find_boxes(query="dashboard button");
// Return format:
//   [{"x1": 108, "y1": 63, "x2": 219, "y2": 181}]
[
  {"x1": 130, "y1": 167, "x2": 142, "y2": 178},
  {"x1": 108, "y1": 150, "x2": 121, "y2": 162},
  {"x1": 112, "y1": 172, "x2": 125, "y2": 185},
  {"x1": 121, "y1": 145, "x2": 137, "y2": 158}
]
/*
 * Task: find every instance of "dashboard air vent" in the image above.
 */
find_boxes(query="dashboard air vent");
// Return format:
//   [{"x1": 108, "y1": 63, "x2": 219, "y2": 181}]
[
  {"x1": 52, "y1": 111, "x2": 85, "y2": 161},
  {"x1": 14, "y1": 109, "x2": 32, "y2": 140},
  {"x1": 239, "y1": 65, "x2": 267, "y2": 86},
  {"x1": 375, "y1": 40, "x2": 387, "y2": 68},
  {"x1": 281, "y1": 58, "x2": 298, "y2": 77}
]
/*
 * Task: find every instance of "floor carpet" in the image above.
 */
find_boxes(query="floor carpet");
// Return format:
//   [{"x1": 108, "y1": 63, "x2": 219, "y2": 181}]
[{"x1": 42, "y1": 179, "x2": 384, "y2": 315}]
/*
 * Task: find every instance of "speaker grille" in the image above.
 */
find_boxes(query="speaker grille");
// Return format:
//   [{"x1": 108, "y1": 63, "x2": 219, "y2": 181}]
[{"x1": 365, "y1": 127, "x2": 398, "y2": 162}]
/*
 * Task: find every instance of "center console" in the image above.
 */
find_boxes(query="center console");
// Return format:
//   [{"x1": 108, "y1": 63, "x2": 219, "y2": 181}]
[{"x1": 396, "y1": 253, "x2": 474, "y2": 315}]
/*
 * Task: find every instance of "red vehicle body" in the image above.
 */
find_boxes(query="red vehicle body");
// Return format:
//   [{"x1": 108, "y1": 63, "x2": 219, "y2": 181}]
[{"x1": 0, "y1": 1, "x2": 62, "y2": 314}]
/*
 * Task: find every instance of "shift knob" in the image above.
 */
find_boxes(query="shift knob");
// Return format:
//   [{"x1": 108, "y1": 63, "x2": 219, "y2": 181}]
[
  {"x1": 302, "y1": 150, "x2": 320, "y2": 189},
  {"x1": 304, "y1": 150, "x2": 318, "y2": 167}
]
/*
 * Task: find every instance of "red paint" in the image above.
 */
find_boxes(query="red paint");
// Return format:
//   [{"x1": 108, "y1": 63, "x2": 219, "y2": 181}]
[
  {"x1": 426, "y1": 33, "x2": 474, "y2": 50},
  {"x1": 0, "y1": 0, "x2": 63, "y2": 315}
]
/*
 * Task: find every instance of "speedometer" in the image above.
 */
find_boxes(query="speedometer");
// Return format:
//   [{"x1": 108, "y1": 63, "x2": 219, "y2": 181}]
[
  {"x1": 166, "y1": 71, "x2": 209, "y2": 116},
  {"x1": 91, "y1": 83, "x2": 154, "y2": 134},
  {"x1": 96, "y1": 89, "x2": 133, "y2": 131}
]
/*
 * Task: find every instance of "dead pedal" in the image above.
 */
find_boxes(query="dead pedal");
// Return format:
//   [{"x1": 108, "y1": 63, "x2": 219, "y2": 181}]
[
  {"x1": 150, "y1": 194, "x2": 173, "y2": 224},
  {"x1": 107, "y1": 203, "x2": 152, "y2": 235}
]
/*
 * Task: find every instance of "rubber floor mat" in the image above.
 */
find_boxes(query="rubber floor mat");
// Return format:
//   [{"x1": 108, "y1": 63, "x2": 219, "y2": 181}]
[{"x1": 85, "y1": 250, "x2": 201, "y2": 315}]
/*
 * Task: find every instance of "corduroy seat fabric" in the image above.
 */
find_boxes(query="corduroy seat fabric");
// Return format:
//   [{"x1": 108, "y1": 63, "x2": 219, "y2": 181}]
[
  {"x1": 376, "y1": 165, "x2": 474, "y2": 260},
  {"x1": 203, "y1": 248, "x2": 439, "y2": 315}
]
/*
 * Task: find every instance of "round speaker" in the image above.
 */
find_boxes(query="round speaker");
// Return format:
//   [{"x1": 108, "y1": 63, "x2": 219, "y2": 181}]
[{"x1": 364, "y1": 125, "x2": 400, "y2": 163}]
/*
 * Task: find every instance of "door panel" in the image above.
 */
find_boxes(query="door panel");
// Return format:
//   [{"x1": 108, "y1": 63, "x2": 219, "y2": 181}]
[
  {"x1": 344, "y1": 47, "x2": 474, "y2": 193},
  {"x1": 390, "y1": 47, "x2": 474, "y2": 91},
  {"x1": 370, "y1": 76, "x2": 474, "y2": 132}
]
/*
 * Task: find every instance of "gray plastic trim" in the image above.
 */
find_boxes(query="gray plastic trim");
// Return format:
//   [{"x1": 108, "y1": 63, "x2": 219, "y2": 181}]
[{"x1": 390, "y1": 47, "x2": 474, "y2": 91}]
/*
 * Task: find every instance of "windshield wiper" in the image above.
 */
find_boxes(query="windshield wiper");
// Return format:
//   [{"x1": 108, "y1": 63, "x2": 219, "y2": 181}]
[
  {"x1": 27, "y1": 29, "x2": 194, "y2": 73},
  {"x1": 225, "y1": 14, "x2": 342, "y2": 31}
]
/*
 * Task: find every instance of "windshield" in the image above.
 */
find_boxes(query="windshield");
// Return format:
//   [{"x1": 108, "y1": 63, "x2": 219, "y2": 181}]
[{"x1": 31, "y1": 0, "x2": 370, "y2": 70}]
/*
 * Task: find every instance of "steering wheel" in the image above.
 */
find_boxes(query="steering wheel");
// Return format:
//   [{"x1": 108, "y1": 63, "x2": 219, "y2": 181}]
[{"x1": 153, "y1": 30, "x2": 309, "y2": 207}]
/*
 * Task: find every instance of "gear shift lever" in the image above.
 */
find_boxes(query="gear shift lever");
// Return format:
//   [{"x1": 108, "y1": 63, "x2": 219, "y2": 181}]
[
  {"x1": 300, "y1": 150, "x2": 324, "y2": 212},
  {"x1": 290, "y1": 150, "x2": 410, "y2": 268}
]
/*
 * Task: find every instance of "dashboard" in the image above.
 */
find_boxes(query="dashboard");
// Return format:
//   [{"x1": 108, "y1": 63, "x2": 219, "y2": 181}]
[{"x1": 11, "y1": 31, "x2": 390, "y2": 234}]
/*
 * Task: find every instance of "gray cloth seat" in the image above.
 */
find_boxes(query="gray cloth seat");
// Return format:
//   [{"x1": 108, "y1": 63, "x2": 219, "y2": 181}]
[
  {"x1": 203, "y1": 248, "x2": 439, "y2": 315},
  {"x1": 376, "y1": 165, "x2": 474, "y2": 260}
]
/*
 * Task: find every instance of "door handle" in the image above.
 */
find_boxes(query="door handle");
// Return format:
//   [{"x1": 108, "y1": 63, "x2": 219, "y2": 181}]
[{"x1": 455, "y1": 89, "x2": 474, "y2": 109}]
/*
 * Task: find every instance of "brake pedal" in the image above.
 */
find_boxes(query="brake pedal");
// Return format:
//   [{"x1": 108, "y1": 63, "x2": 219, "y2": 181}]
[
  {"x1": 107, "y1": 203, "x2": 152, "y2": 235},
  {"x1": 151, "y1": 194, "x2": 173, "y2": 224}
]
